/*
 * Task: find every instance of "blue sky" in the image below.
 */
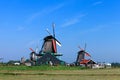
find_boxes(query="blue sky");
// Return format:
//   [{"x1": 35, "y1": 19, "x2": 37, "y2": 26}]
[{"x1": 0, "y1": 0, "x2": 120, "y2": 63}]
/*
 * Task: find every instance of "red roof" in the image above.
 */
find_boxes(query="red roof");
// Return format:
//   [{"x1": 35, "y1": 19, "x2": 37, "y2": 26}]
[{"x1": 80, "y1": 59, "x2": 90, "y2": 64}]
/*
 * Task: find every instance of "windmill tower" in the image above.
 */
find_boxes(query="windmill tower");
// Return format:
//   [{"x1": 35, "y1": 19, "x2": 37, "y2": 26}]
[
  {"x1": 76, "y1": 44, "x2": 91, "y2": 66},
  {"x1": 40, "y1": 23, "x2": 61, "y2": 55},
  {"x1": 41, "y1": 35, "x2": 58, "y2": 53}
]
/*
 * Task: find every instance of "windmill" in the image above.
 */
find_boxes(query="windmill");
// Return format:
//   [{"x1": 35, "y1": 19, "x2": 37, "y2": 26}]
[
  {"x1": 29, "y1": 48, "x2": 38, "y2": 61},
  {"x1": 29, "y1": 23, "x2": 64, "y2": 65},
  {"x1": 76, "y1": 44, "x2": 91, "y2": 66}
]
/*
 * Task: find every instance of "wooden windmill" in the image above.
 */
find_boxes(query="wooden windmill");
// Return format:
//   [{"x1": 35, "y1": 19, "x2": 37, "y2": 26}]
[
  {"x1": 29, "y1": 23, "x2": 64, "y2": 66},
  {"x1": 76, "y1": 44, "x2": 91, "y2": 66}
]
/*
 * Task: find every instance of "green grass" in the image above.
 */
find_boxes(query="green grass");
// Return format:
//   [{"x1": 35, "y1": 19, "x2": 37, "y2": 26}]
[
  {"x1": 0, "y1": 66, "x2": 120, "y2": 80},
  {"x1": 0, "y1": 65, "x2": 85, "y2": 71}
]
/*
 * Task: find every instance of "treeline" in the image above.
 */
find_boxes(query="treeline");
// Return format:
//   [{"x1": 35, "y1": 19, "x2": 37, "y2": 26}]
[
  {"x1": 111, "y1": 62, "x2": 120, "y2": 68},
  {"x1": 0, "y1": 60, "x2": 20, "y2": 66}
]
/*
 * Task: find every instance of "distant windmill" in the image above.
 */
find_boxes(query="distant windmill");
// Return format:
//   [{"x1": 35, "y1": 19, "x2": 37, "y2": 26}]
[
  {"x1": 76, "y1": 44, "x2": 91, "y2": 65},
  {"x1": 29, "y1": 48, "x2": 38, "y2": 61}
]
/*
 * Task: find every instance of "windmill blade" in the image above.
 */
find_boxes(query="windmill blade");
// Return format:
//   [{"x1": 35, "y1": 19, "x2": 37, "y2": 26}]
[
  {"x1": 46, "y1": 28, "x2": 51, "y2": 35},
  {"x1": 52, "y1": 22, "x2": 55, "y2": 37},
  {"x1": 35, "y1": 46, "x2": 39, "y2": 54},
  {"x1": 52, "y1": 39, "x2": 57, "y2": 53},
  {"x1": 29, "y1": 48, "x2": 35, "y2": 52},
  {"x1": 84, "y1": 43, "x2": 87, "y2": 51},
  {"x1": 78, "y1": 45, "x2": 83, "y2": 50},
  {"x1": 52, "y1": 23, "x2": 62, "y2": 47},
  {"x1": 56, "y1": 40, "x2": 62, "y2": 47},
  {"x1": 85, "y1": 52, "x2": 91, "y2": 57},
  {"x1": 52, "y1": 37, "x2": 61, "y2": 47}
]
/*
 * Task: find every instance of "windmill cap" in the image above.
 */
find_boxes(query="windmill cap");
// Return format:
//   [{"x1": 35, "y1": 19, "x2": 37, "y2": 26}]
[{"x1": 44, "y1": 35, "x2": 54, "y2": 40}]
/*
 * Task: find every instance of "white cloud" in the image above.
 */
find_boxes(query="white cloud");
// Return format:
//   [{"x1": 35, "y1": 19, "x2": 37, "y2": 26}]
[
  {"x1": 61, "y1": 19, "x2": 79, "y2": 27},
  {"x1": 61, "y1": 14, "x2": 86, "y2": 27},
  {"x1": 27, "y1": 3, "x2": 65, "y2": 23},
  {"x1": 93, "y1": 1, "x2": 103, "y2": 6}
]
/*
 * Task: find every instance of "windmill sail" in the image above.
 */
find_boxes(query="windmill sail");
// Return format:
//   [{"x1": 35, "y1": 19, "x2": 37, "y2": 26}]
[
  {"x1": 56, "y1": 40, "x2": 61, "y2": 47},
  {"x1": 52, "y1": 39, "x2": 57, "y2": 53},
  {"x1": 85, "y1": 52, "x2": 91, "y2": 57}
]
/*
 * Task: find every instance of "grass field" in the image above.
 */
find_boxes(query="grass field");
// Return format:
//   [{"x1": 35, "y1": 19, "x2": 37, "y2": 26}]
[{"x1": 0, "y1": 66, "x2": 120, "y2": 80}]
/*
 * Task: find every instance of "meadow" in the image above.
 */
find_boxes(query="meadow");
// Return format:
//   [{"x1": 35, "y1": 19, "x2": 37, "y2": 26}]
[{"x1": 0, "y1": 66, "x2": 120, "y2": 80}]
